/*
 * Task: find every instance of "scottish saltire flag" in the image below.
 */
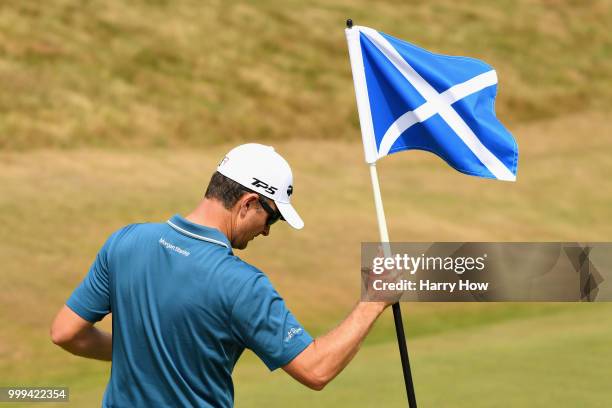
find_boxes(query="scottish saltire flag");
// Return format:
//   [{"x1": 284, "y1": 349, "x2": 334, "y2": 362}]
[{"x1": 345, "y1": 26, "x2": 518, "y2": 181}]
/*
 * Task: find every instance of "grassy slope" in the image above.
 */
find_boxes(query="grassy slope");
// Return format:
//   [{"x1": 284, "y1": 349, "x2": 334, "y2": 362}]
[{"x1": 0, "y1": 0, "x2": 611, "y2": 149}]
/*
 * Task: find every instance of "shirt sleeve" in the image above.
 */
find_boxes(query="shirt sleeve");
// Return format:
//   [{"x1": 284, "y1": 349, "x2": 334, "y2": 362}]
[
  {"x1": 230, "y1": 272, "x2": 313, "y2": 371},
  {"x1": 66, "y1": 232, "x2": 117, "y2": 323}
]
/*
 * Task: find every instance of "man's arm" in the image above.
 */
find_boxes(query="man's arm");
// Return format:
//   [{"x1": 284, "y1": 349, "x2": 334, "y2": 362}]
[
  {"x1": 50, "y1": 305, "x2": 112, "y2": 361},
  {"x1": 282, "y1": 301, "x2": 387, "y2": 390}
]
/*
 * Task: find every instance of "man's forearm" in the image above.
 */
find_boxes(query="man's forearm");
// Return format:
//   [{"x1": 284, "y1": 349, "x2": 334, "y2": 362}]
[
  {"x1": 58, "y1": 326, "x2": 112, "y2": 361},
  {"x1": 312, "y1": 302, "x2": 386, "y2": 381},
  {"x1": 285, "y1": 301, "x2": 387, "y2": 388}
]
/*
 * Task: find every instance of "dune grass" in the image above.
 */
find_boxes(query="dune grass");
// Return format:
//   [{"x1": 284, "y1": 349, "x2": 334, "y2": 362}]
[{"x1": 0, "y1": 0, "x2": 611, "y2": 149}]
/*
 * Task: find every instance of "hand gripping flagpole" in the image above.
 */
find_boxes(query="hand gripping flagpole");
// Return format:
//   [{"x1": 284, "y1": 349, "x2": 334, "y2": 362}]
[{"x1": 345, "y1": 19, "x2": 418, "y2": 408}]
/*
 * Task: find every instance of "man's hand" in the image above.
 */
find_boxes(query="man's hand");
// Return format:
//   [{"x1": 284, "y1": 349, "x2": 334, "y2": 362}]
[
  {"x1": 50, "y1": 305, "x2": 112, "y2": 361},
  {"x1": 362, "y1": 247, "x2": 405, "y2": 306}
]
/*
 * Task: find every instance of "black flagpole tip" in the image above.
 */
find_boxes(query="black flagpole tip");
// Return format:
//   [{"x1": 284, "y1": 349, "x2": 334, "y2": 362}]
[{"x1": 346, "y1": 19, "x2": 353, "y2": 28}]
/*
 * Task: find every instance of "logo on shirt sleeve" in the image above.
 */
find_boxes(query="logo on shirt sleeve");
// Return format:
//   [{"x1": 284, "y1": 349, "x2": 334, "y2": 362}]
[{"x1": 284, "y1": 327, "x2": 304, "y2": 343}]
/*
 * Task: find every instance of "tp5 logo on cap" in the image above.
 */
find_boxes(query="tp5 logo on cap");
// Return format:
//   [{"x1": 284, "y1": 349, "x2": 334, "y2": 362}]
[{"x1": 251, "y1": 177, "x2": 278, "y2": 195}]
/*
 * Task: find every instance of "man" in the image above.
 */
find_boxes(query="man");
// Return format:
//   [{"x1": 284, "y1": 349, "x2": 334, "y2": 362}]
[{"x1": 51, "y1": 143, "x2": 391, "y2": 407}]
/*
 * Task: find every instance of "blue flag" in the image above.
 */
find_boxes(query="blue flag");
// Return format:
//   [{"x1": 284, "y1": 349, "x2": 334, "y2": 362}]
[{"x1": 346, "y1": 26, "x2": 518, "y2": 181}]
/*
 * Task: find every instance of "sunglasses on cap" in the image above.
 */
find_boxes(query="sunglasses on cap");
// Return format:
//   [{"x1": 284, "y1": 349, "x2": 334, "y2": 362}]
[{"x1": 258, "y1": 197, "x2": 284, "y2": 226}]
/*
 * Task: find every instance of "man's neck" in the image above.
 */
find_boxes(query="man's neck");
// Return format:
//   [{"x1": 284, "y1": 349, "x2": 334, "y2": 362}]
[{"x1": 185, "y1": 199, "x2": 233, "y2": 242}]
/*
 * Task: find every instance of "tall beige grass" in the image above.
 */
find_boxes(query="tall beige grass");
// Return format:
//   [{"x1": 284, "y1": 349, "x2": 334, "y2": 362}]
[{"x1": 0, "y1": 1, "x2": 610, "y2": 149}]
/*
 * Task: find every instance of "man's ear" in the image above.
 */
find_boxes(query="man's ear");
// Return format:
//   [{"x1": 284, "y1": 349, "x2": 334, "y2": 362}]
[{"x1": 238, "y1": 193, "x2": 259, "y2": 217}]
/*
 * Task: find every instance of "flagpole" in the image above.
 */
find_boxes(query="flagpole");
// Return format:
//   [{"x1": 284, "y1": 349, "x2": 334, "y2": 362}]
[
  {"x1": 345, "y1": 18, "x2": 417, "y2": 407},
  {"x1": 368, "y1": 162, "x2": 418, "y2": 408}
]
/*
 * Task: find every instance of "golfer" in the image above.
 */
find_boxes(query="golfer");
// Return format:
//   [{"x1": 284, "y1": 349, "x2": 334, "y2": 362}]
[{"x1": 51, "y1": 143, "x2": 390, "y2": 407}]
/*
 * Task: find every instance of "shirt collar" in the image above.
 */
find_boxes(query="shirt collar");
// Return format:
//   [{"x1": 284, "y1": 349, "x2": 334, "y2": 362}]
[{"x1": 167, "y1": 214, "x2": 232, "y2": 251}]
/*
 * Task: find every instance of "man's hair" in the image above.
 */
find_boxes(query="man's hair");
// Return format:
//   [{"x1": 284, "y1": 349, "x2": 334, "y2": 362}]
[{"x1": 204, "y1": 171, "x2": 249, "y2": 209}]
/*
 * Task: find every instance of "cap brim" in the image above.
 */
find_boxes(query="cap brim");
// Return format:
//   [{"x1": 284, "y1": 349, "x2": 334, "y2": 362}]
[{"x1": 276, "y1": 202, "x2": 304, "y2": 230}]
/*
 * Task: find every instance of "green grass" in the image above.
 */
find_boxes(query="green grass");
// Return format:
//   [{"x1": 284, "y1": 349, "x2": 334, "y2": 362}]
[
  {"x1": 0, "y1": 1, "x2": 611, "y2": 149},
  {"x1": 232, "y1": 304, "x2": 612, "y2": 408}
]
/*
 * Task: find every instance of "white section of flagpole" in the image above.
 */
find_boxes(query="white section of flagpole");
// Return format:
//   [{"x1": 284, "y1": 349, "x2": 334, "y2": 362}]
[
  {"x1": 369, "y1": 163, "x2": 391, "y2": 249},
  {"x1": 368, "y1": 162, "x2": 418, "y2": 408}
]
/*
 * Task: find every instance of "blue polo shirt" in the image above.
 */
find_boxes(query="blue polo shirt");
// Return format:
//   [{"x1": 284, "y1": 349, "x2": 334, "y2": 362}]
[{"x1": 66, "y1": 215, "x2": 313, "y2": 407}]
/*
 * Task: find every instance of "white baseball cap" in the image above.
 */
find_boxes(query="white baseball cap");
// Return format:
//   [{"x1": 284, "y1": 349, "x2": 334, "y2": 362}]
[{"x1": 217, "y1": 143, "x2": 304, "y2": 230}]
